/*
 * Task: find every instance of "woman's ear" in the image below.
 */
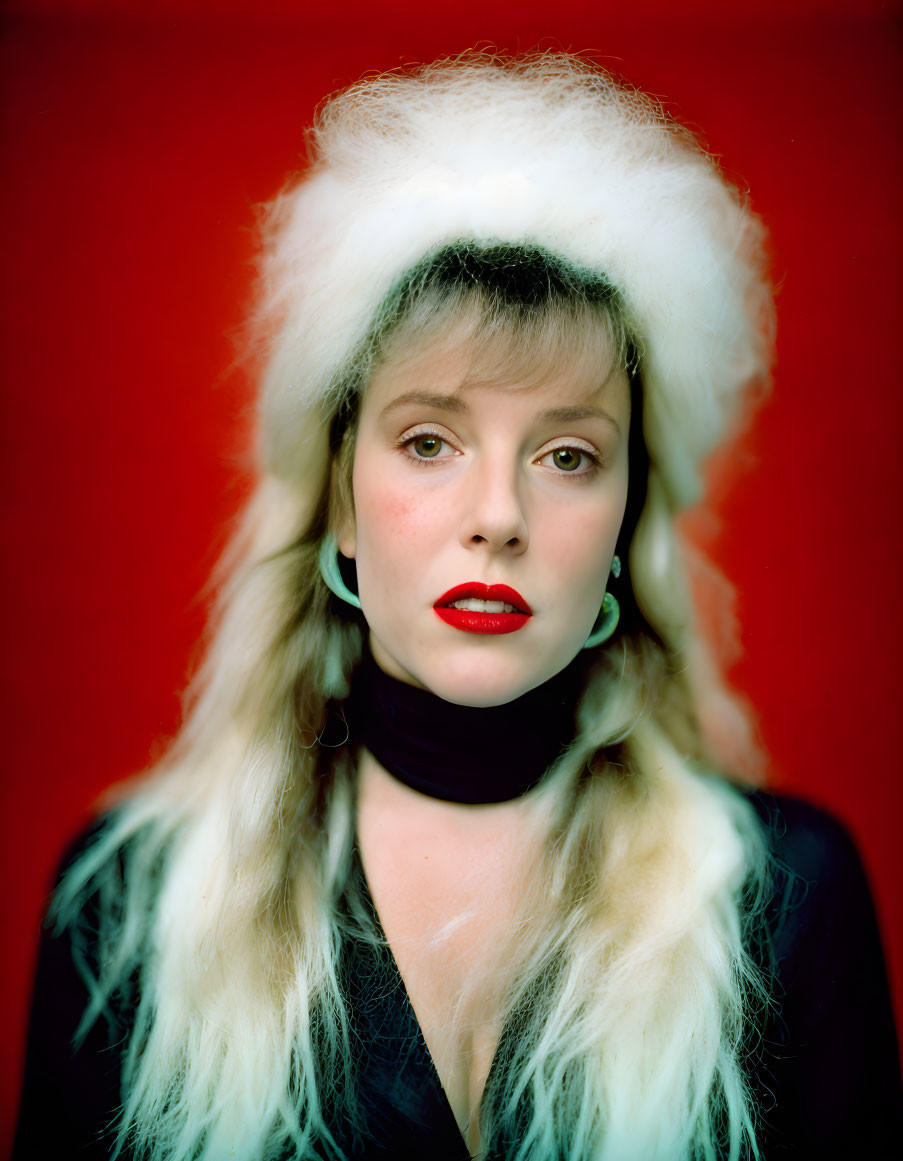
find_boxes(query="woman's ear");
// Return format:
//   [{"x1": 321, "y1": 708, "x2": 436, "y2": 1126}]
[
  {"x1": 328, "y1": 418, "x2": 358, "y2": 559},
  {"x1": 329, "y1": 438, "x2": 357, "y2": 559},
  {"x1": 336, "y1": 516, "x2": 356, "y2": 560}
]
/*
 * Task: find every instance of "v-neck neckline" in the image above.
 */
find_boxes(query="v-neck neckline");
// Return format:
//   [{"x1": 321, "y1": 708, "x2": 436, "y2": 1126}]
[{"x1": 344, "y1": 844, "x2": 506, "y2": 1159}]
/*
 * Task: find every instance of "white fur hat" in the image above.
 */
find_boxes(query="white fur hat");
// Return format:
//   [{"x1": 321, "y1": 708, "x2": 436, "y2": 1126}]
[{"x1": 256, "y1": 54, "x2": 772, "y2": 513}]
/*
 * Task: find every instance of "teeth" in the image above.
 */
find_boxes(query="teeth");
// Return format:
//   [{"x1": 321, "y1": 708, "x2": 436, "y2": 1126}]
[{"x1": 450, "y1": 598, "x2": 518, "y2": 613}]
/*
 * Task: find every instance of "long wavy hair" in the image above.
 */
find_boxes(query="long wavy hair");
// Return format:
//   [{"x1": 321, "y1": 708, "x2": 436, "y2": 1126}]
[{"x1": 52, "y1": 54, "x2": 775, "y2": 1161}]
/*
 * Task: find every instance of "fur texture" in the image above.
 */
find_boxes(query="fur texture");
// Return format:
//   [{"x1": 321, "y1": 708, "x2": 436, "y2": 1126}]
[{"x1": 258, "y1": 55, "x2": 772, "y2": 506}]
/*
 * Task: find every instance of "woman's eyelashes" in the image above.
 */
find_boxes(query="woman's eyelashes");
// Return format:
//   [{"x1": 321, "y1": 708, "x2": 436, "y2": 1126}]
[
  {"x1": 535, "y1": 441, "x2": 602, "y2": 477},
  {"x1": 395, "y1": 428, "x2": 604, "y2": 476},
  {"x1": 396, "y1": 428, "x2": 459, "y2": 464}
]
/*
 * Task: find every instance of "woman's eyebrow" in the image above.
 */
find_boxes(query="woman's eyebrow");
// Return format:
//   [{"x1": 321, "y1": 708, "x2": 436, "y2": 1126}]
[
  {"x1": 380, "y1": 390, "x2": 469, "y2": 418},
  {"x1": 379, "y1": 393, "x2": 621, "y2": 434},
  {"x1": 538, "y1": 405, "x2": 622, "y2": 435}
]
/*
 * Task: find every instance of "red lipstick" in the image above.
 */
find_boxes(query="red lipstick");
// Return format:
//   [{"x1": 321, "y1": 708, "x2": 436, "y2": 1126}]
[{"x1": 433, "y1": 583, "x2": 532, "y2": 635}]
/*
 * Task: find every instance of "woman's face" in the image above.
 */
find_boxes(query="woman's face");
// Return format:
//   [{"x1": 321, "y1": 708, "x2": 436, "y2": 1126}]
[{"x1": 338, "y1": 333, "x2": 631, "y2": 707}]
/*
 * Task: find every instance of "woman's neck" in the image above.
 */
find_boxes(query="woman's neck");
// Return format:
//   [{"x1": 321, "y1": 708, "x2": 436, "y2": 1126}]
[{"x1": 347, "y1": 647, "x2": 585, "y2": 805}]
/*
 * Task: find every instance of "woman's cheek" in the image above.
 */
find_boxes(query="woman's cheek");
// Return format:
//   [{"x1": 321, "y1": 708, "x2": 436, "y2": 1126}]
[
  {"x1": 356, "y1": 482, "x2": 441, "y2": 585},
  {"x1": 378, "y1": 489, "x2": 432, "y2": 546}
]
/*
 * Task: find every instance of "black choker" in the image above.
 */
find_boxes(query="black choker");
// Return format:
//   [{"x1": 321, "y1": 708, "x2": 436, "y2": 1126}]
[{"x1": 348, "y1": 650, "x2": 584, "y2": 805}]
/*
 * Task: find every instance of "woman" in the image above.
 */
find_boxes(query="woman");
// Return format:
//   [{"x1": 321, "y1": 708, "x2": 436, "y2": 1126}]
[{"x1": 15, "y1": 53, "x2": 900, "y2": 1160}]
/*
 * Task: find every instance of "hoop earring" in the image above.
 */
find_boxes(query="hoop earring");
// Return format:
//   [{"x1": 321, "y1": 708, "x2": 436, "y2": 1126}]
[
  {"x1": 583, "y1": 592, "x2": 620, "y2": 649},
  {"x1": 318, "y1": 533, "x2": 362, "y2": 610},
  {"x1": 582, "y1": 556, "x2": 622, "y2": 649}
]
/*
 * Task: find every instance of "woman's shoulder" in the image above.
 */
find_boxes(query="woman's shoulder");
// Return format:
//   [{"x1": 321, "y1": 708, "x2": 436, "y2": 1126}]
[
  {"x1": 14, "y1": 809, "x2": 161, "y2": 1161},
  {"x1": 744, "y1": 788, "x2": 889, "y2": 983},
  {"x1": 745, "y1": 790, "x2": 872, "y2": 929},
  {"x1": 746, "y1": 789, "x2": 864, "y2": 881},
  {"x1": 14, "y1": 825, "x2": 122, "y2": 1157},
  {"x1": 742, "y1": 789, "x2": 902, "y2": 1157},
  {"x1": 43, "y1": 810, "x2": 148, "y2": 950},
  {"x1": 52, "y1": 810, "x2": 120, "y2": 881}
]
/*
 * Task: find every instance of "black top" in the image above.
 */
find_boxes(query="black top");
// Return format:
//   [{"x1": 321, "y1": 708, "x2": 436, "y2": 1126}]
[{"x1": 14, "y1": 793, "x2": 902, "y2": 1160}]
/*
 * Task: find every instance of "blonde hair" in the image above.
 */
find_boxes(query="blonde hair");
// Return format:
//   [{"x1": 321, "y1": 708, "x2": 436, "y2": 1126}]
[{"x1": 53, "y1": 54, "x2": 774, "y2": 1161}]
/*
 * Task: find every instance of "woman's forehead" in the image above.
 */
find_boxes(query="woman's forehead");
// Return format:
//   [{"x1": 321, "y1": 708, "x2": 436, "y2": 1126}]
[{"x1": 368, "y1": 314, "x2": 630, "y2": 409}]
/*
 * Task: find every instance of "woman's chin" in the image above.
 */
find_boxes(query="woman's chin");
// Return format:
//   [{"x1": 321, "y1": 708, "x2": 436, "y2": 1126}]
[
  {"x1": 416, "y1": 655, "x2": 577, "y2": 708},
  {"x1": 367, "y1": 629, "x2": 584, "y2": 706},
  {"x1": 431, "y1": 681, "x2": 530, "y2": 708}
]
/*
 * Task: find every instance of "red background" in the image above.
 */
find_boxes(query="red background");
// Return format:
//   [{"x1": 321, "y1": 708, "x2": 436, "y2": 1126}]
[{"x1": 2, "y1": 1, "x2": 901, "y2": 1152}]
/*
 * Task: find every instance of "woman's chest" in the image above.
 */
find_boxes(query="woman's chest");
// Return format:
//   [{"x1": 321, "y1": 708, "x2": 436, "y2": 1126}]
[
  {"x1": 355, "y1": 759, "x2": 541, "y2": 1148},
  {"x1": 361, "y1": 866, "x2": 511, "y2": 1149}
]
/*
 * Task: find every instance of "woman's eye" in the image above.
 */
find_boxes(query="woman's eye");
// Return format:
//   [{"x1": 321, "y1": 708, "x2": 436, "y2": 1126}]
[
  {"x1": 551, "y1": 448, "x2": 582, "y2": 471},
  {"x1": 539, "y1": 446, "x2": 597, "y2": 474},
  {"x1": 411, "y1": 435, "x2": 444, "y2": 458},
  {"x1": 398, "y1": 431, "x2": 457, "y2": 462}
]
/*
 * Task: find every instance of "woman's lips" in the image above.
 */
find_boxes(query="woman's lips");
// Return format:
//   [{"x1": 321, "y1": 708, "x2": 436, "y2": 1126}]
[{"x1": 433, "y1": 583, "x2": 532, "y2": 635}]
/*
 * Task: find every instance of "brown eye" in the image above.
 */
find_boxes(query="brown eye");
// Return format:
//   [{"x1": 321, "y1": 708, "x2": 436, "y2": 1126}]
[
  {"x1": 551, "y1": 447, "x2": 582, "y2": 471},
  {"x1": 412, "y1": 436, "x2": 442, "y2": 458}
]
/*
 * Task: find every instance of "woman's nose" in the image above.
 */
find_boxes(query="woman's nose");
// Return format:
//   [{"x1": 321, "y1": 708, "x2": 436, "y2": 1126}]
[{"x1": 458, "y1": 459, "x2": 529, "y2": 554}]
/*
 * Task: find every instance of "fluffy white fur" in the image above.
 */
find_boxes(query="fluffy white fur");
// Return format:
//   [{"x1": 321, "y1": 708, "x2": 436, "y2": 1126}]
[
  {"x1": 52, "y1": 54, "x2": 776, "y2": 1161},
  {"x1": 259, "y1": 55, "x2": 771, "y2": 508}
]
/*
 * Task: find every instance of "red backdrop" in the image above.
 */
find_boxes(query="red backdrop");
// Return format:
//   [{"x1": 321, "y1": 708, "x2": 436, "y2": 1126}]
[{"x1": 2, "y1": 1, "x2": 901, "y2": 1151}]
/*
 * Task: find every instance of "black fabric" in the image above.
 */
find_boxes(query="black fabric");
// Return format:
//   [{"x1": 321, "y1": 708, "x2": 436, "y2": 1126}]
[
  {"x1": 14, "y1": 794, "x2": 902, "y2": 1160},
  {"x1": 14, "y1": 821, "x2": 132, "y2": 1160},
  {"x1": 335, "y1": 868, "x2": 471, "y2": 1159},
  {"x1": 348, "y1": 649, "x2": 584, "y2": 804},
  {"x1": 745, "y1": 794, "x2": 902, "y2": 1157}
]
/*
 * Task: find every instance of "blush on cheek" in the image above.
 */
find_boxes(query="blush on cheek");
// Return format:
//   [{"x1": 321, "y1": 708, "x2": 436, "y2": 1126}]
[
  {"x1": 354, "y1": 497, "x2": 434, "y2": 590},
  {"x1": 368, "y1": 489, "x2": 434, "y2": 543},
  {"x1": 383, "y1": 493, "x2": 418, "y2": 525}
]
